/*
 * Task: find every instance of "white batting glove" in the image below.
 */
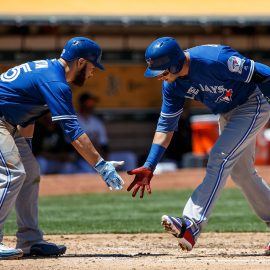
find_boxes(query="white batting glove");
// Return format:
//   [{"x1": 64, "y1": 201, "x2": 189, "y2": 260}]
[{"x1": 94, "y1": 159, "x2": 125, "y2": 191}]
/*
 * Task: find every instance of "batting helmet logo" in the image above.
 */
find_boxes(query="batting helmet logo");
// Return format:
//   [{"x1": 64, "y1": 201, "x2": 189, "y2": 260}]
[{"x1": 146, "y1": 58, "x2": 154, "y2": 67}]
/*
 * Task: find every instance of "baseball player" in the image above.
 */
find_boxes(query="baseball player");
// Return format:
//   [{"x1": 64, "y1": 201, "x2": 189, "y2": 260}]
[
  {"x1": 127, "y1": 37, "x2": 270, "y2": 253},
  {"x1": 0, "y1": 37, "x2": 125, "y2": 259}
]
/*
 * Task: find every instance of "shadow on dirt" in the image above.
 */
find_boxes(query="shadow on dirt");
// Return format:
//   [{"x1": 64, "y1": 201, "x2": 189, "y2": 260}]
[{"x1": 20, "y1": 252, "x2": 169, "y2": 260}]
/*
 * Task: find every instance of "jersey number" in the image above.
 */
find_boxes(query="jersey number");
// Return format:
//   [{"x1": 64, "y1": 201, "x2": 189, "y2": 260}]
[
  {"x1": 0, "y1": 60, "x2": 48, "y2": 82},
  {"x1": 0, "y1": 63, "x2": 31, "y2": 82}
]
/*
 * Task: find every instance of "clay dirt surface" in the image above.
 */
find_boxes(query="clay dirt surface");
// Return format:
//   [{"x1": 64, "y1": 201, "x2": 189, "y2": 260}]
[
  {"x1": 2, "y1": 233, "x2": 270, "y2": 270},
  {"x1": 2, "y1": 167, "x2": 270, "y2": 269}
]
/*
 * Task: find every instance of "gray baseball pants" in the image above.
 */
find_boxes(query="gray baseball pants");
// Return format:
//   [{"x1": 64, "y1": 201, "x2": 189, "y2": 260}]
[
  {"x1": 0, "y1": 118, "x2": 43, "y2": 247},
  {"x1": 183, "y1": 88, "x2": 270, "y2": 240}
]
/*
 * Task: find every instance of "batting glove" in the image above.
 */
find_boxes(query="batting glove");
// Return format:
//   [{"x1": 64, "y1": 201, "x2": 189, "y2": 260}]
[
  {"x1": 127, "y1": 166, "x2": 153, "y2": 198},
  {"x1": 94, "y1": 159, "x2": 125, "y2": 191}
]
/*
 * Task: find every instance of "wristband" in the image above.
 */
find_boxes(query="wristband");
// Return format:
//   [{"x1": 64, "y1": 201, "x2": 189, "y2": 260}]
[
  {"x1": 144, "y1": 144, "x2": 166, "y2": 170},
  {"x1": 94, "y1": 158, "x2": 106, "y2": 173}
]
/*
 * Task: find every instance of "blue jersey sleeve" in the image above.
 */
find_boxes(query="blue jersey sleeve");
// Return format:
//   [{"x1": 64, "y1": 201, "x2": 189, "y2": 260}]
[
  {"x1": 39, "y1": 81, "x2": 84, "y2": 142},
  {"x1": 156, "y1": 82, "x2": 185, "y2": 132},
  {"x1": 254, "y1": 62, "x2": 270, "y2": 80},
  {"x1": 253, "y1": 62, "x2": 270, "y2": 100},
  {"x1": 217, "y1": 46, "x2": 255, "y2": 83},
  {"x1": 58, "y1": 119, "x2": 84, "y2": 143}
]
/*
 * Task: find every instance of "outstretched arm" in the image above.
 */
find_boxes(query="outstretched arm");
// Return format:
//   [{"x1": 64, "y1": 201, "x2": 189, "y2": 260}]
[
  {"x1": 40, "y1": 81, "x2": 125, "y2": 191},
  {"x1": 72, "y1": 133, "x2": 101, "y2": 166},
  {"x1": 127, "y1": 131, "x2": 173, "y2": 198}
]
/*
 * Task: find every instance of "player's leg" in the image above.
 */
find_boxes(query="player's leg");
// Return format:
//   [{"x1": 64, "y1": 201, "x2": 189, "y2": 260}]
[
  {"x1": 162, "y1": 90, "x2": 270, "y2": 250},
  {"x1": 230, "y1": 138, "x2": 270, "y2": 226},
  {"x1": 14, "y1": 133, "x2": 66, "y2": 256},
  {"x1": 14, "y1": 133, "x2": 43, "y2": 249},
  {"x1": 0, "y1": 120, "x2": 25, "y2": 259},
  {"x1": 187, "y1": 91, "x2": 270, "y2": 237}
]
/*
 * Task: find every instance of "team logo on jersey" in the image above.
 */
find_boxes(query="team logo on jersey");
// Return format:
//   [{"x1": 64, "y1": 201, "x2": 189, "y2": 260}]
[
  {"x1": 185, "y1": 84, "x2": 234, "y2": 104},
  {"x1": 227, "y1": 56, "x2": 245, "y2": 74},
  {"x1": 186, "y1": 86, "x2": 199, "y2": 99},
  {"x1": 215, "y1": 89, "x2": 233, "y2": 103}
]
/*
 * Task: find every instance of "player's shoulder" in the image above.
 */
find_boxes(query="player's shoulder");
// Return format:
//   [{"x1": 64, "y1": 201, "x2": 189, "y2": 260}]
[
  {"x1": 28, "y1": 58, "x2": 66, "y2": 84},
  {"x1": 215, "y1": 45, "x2": 244, "y2": 63},
  {"x1": 187, "y1": 44, "x2": 226, "y2": 62},
  {"x1": 33, "y1": 60, "x2": 71, "y2": 95}
]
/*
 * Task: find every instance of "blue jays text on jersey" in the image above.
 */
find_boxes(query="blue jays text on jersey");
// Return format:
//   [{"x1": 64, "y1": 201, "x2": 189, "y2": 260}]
[
  {"x1": 0, "y1": 59, "x2": 84, "y2": 142},
  {"x1": 156, "y1": 44, "x2": 258, "y2": 132}
]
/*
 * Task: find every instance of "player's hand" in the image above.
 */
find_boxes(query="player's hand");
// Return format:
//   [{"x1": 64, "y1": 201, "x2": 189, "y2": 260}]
[
  {"x1": 127, "y1": 166, "x2": 153, "y2": 198},
  {"x1": 94, "y1": 159, "x2": 125, "y2": 191}
]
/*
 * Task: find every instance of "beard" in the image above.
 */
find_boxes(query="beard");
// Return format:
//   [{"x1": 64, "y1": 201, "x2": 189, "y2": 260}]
[{"x1": 72, "y1": 65, "x2": 87, "y2": 87}]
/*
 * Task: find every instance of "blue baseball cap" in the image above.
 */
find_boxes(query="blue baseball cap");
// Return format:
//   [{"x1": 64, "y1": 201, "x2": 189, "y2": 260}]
[{"x1": 61, "y1": 37, "x2": 104, "y2": 70}]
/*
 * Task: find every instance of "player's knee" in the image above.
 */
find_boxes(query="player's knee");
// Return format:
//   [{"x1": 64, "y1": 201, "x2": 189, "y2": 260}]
[
  {"x1": 9, "y1": 169, "x2": 26, "y2": 189},
  {"x1": 4, "y1": 158, "x2": 27, "y2": 182},
  {"x1": 207, "y1": 148, "x2": 226, "y2": 166}
]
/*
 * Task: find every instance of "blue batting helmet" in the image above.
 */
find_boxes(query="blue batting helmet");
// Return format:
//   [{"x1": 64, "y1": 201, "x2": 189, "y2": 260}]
[
  {"x1": 144, "y1": 37, "x2": 185, "y2": 77},
  {"x1": 61, "y1": 37, "x2": 104, "y2": 70}
]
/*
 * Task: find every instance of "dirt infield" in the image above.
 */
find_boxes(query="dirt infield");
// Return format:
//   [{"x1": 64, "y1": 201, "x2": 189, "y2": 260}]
[
  {"x1": 2, "y1": 167, "x2": 270, "y2": 269},
  {"x1": 2, "y1": 233, "x2": 270, "y2": 270}
]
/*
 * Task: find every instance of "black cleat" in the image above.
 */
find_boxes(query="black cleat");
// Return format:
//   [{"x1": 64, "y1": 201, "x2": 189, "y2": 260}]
[{"x1": 22, "y1": 242, "x2": 66, "y2": 257}]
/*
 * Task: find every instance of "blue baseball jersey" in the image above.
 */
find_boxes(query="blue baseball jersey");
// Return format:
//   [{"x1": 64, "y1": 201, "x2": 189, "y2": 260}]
[
  {"x1": 157, "y1": 45, "x2": 257, "y2": 132},
  {"x1": 0, "y1": 59, "x2": 84, "y2": 142}
]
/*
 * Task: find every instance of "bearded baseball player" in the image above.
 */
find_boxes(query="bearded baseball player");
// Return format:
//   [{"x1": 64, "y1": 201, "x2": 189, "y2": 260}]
[
  {"x1": 127, "y1": 37, "x2": 270, "y2": 255},
  {"x1": 0, "y1": 37, "x2": 125, "y2": 259}
]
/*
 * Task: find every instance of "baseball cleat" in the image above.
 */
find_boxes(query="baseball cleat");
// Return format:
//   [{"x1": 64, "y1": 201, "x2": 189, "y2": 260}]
[
  {"x1": 0, "y1": 243, "x2": 23, "y2": 259},
  {"x1": 161, "y1": 215, "x2": 195, "y2": 251},
  {"x1": 265, "y1": 242, "x2": 270, "y2": 256},
  {"x1": 19, "y1": 241, "x2": 66, "y2": 257}
]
